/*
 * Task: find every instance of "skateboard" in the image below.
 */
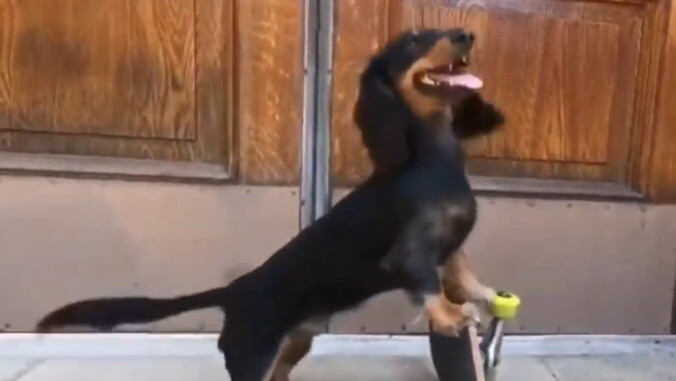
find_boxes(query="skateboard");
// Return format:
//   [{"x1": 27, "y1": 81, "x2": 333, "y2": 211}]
[{"x1": 429, "y1": 291, "x2": 521, "y2": 381}]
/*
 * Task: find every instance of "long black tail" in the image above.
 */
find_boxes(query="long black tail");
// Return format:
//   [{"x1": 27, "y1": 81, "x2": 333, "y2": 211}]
[{"x1": 36, "y1": 286, "x2": 230, "y2": 332}]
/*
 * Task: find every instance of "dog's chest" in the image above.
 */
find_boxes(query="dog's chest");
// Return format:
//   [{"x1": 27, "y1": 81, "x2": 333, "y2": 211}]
[{"x1": 423, "y1": 200, "x2": 477, "y2": 242}]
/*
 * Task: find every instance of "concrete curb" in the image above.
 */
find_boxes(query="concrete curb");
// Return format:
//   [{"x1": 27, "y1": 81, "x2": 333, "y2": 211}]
[{"x1": 1, "y1": 334, "x2": 675, "y2": 358}]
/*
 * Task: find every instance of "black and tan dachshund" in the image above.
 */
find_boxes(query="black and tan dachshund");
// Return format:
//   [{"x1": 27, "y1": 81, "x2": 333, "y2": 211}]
[{"x1": 37, "y1": 28, "x2": 505, "y2": 381}]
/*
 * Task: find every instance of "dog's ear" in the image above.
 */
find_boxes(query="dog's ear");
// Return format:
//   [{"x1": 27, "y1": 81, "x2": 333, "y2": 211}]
[
  {"x1": 353, "y1": 58, "x2": 412, "y2": 174},
  {"x1": 451, "y1": 93, "x2": 505, "y2": 140}
]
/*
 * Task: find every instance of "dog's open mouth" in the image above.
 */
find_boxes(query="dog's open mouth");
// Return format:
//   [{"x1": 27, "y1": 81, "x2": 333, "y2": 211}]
[{"x1": 414, "y1": 56, "x2": 483, "y2": 92}]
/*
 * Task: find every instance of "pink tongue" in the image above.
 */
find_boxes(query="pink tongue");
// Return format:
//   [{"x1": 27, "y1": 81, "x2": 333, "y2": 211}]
[{"x1": 440, "y1": 73, "x2": 483, "y2": 89}]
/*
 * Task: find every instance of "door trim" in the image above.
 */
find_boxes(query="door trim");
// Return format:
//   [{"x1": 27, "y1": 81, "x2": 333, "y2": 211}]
[{"x1": 300, "y1": 0, "x2": 335, "y2": 229}]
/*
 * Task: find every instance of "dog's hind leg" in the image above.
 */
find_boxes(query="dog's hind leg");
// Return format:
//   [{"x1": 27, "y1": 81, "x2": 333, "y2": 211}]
[
  {"x1": 266, "y1": 316, "x2": 328, "y2": 381},
  {"x1": 267, "y1": 331, "x2": 313, "y2": 381},
  {"x1": 218, "y1": 317, "x2": 285, "y2": 381}
]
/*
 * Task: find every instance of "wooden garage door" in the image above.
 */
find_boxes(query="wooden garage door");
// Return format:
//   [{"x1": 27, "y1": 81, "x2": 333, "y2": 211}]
[
  {"x1": 327, "y1": 0, "x2": 676, "y2": 335},
  {"x1": 0, "y1": 0, "x2": 303, "y2": 184},
  {"x1": 330, "y1": 0, "x2": 655, "y2": 195}
]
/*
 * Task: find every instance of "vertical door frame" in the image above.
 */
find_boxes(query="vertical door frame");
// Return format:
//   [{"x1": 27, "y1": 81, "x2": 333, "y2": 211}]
[
  {"x1": 299, "y1": 0, "x2": 336, "y2": 333},
  {"x1": 300, "y1": 0, "x2": 335, "y2": 229}
]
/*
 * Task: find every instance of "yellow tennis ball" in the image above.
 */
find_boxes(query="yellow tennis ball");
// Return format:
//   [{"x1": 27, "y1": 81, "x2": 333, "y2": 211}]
[{"x1": 492, "y1": 291, "x2": 521, "y2": 320}]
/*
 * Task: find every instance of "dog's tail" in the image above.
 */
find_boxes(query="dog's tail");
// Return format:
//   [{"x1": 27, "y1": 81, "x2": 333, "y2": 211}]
[{"x1": 36, "y1": 286, "x2": 230, "y2": 332}]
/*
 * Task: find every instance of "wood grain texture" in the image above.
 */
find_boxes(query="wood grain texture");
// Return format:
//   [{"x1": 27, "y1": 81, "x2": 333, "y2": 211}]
[
  {"x1": 5, "y1": 0, "x2": 195, "y2": 140},
  {"x1": 0, "y1": 1, "x2": 13, "y2": 134},
  {"x1": 9, "y1": 131, "x2": 201, "y2": 161},
  {"x1": 0, "y1": 0, "x2": 235, "y2": 174},
  {"x1": 403, "y1": 6, "x2": 623, "y2": 163},
  {"x1": 195, "y1": 0, "x2": 230, "y2": 165},
  {"x1": 127, "y1": 0, "x2": 196, "y2": 140},
  {"x1": 8, "y1": 0, "x2": 227, "y2": 164},
  {"x1": 236, "y1": 0, "x2": 303, "y2": 184},
  {"x1": 0, "y1": 0, "x2": 297, "y2": 184},
  {"x1": 0, "y1": 0, "x2": 9, "y2": 149},
  {"x1": 330, "y1": 0, "x2": 643, "y2": 187},
  {"x1": 643, "y1": 0, "x2": 676, "y2": 203},
  {"x1": 466, "y1": 158, "x2": 604, "y2": 181},
  {"x1": 330, "y1": 0, "x2": 390, "y2": 184}
]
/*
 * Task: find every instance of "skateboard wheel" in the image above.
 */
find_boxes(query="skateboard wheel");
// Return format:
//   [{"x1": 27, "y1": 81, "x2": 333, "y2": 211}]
[{"x1": 492, "y1": 291, "x2": 521, "y2": 320}]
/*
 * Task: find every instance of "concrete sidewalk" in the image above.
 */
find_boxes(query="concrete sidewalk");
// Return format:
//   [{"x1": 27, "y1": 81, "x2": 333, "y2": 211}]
[{"x1": 1, "y1": 334, "x2": 675, "y2": 381}]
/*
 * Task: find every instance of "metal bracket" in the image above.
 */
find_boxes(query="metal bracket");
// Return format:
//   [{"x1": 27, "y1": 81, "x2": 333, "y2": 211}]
[
  {"x1": 299, "y1": 0, "x2": 334, "y2": 230},
  {"x1": 299, "y1": 0, "x2": 335, "y2": 334}
]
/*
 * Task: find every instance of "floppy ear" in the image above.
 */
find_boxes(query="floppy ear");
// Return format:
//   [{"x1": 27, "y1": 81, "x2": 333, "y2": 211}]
[
  {"x1": 451, "y1": 93, "x2": 505, "y2": 140},
  {"x1": 353, "y1": 59, "x2": 412, "y2": 174}
]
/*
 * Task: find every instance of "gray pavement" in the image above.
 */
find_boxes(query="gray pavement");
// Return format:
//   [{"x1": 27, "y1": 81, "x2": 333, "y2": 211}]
[
  {"x1": 1, "y1": 352, "x2": 675, "y2": 381},
  {"x1": 1, "y1": 335, "x2": 675, "y2": 381}
]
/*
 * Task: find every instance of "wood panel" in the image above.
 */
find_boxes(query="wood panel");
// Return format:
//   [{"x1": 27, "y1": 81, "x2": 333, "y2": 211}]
[
  {"x1": 195, "y1": 0, "x2": 233, "y2": 166},
  {"x1": 415, "y1": 10, "x2": 621, "y2": 164},
  {"x1": 0, "y1": 0, "x2": 10, "y2": 147},
  {"x1": 127, "y1": 0, "x2": 196, "y2": 141},
  {"x1": 331, "y1": 0, "x2": 389, "y2": 184},
  {"x1": 236, "y1": 0, "x2": 304, "y2": 184},
  {"x1": 5, "y1": 0, "x2": 195, "y2": 140},
  {"x1": 330, "y1": 0, "x2": 645, "y2": 188},
  {"x1": 641, "y1": 0, "x2": 676, "y2": 203},
  {"x1": 0, "y1": 0, "x2": 235, "y2": 173},
  {"x1": 0, "y1": 0, "x2": 303, "y2": 184}
]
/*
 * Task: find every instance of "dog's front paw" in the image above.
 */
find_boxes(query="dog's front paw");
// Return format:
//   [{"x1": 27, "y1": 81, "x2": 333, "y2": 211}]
[
  {"x1": 430, "y1": 316, "x2": 463, "y2": 337},
  {"x1": 475, "y1": 287, "x2": 498, "y2": 317},
  {"x1": 427, "y1": 297, "x2": 481, "y2": 337},
  {"x1": 460, "y1": 302, "x2": 481, "y2": 326}
]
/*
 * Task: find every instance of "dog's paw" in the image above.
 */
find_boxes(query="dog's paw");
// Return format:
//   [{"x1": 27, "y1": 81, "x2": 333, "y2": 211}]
[
  {"x1": 430, "y1": 318, "x2": 463, "y2": 337},
  {"x1": 428, "y1": 299, "x2": 481, "y2": 337},
  {"x1": 461, "y1": 302, "x2": 481, "y2": 326},
  {"x1": 475, "y1": 287, "x2": 498, "y2": 317}
]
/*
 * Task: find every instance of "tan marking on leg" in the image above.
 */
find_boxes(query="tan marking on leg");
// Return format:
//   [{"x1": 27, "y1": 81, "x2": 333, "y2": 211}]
[
  {"x1": 261, "y1": 346, "x2": 283, "y2": 381},
  {"x1": 424, "y1": 293, "x2": 480, "y2": 337},
  {"x1": 266, "y1": 316, "x2": 327, "y2": 381},
  {"x1": 267, "y1": 332, "x2": 314, "y2": 381},
  {"x1": 442, "y1": 250, "x2": 497, "y2": 311}
]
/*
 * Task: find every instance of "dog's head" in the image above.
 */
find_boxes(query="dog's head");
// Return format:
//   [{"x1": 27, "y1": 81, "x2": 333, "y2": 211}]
[{"x1": 354, "y1": 28, "x2": 505, "y2": 172}]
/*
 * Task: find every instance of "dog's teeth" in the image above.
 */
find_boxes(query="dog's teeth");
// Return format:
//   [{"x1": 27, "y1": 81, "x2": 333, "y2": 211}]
[
  {"x1": 461, "y1": 56, "x2": 468, "y2": 65},
  {"x1": 421, "y1": 75, "x2": 434, "y2": 85}
]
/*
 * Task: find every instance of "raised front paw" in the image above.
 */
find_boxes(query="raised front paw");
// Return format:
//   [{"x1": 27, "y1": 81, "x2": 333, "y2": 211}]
[
  {"x1": 427, "y1": 297, "x2": 481, "y2": 337},
  {"x1": 460, "y1": 302, "x2": 481, "y2": 326}
]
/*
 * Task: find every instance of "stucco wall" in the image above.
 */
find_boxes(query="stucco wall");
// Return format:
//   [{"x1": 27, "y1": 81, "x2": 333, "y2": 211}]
[
  {"x1": 0, "y1": 176, "x2": 299, "y2": 332},
  {"x1": 1, "y1": 176, "x2": 674, "y2": 334}
]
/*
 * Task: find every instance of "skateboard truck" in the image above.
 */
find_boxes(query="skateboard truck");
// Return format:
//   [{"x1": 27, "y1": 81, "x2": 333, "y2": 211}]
[{"x1": 429, "y1": 291, "x2": 521, "y2": 381}]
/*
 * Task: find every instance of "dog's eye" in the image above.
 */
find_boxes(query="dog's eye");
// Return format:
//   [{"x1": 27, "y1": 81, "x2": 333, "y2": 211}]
[
  {"x1": 406, "y1": 30, "x2": 420, "y2": 47},
  {"x1": 407, "y1": 37, "x2": 419, "y2": 48}
]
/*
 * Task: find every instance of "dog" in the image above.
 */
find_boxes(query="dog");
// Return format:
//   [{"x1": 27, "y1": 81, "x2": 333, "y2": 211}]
[{"x1": 36, "y1": 28, "x2": 505, "y2": 381}]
